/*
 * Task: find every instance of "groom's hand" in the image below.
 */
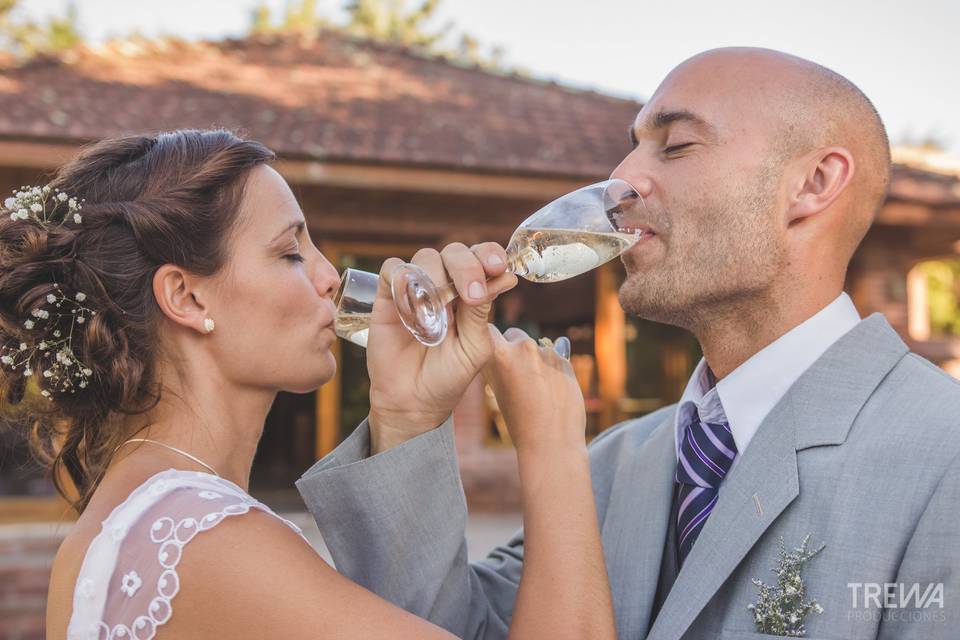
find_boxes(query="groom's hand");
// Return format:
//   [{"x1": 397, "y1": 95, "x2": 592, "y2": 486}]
[{"x1": 366, "y1": 242, "x2": 518, "y2": 454}]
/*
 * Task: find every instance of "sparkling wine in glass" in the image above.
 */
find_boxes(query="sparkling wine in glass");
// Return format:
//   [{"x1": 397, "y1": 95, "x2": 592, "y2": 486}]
[
  {"x1": 388, "y1": 178, "x2": 647, "y2": 345},
  {"x1": 334, "y1": 268, "x2": 376, "y2": 348}
]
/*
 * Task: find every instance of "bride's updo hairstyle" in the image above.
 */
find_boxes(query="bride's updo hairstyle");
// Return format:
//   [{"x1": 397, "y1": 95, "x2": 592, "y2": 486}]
[{"x1": 0, "y1": 129, "x2": 275, "y2": 511}]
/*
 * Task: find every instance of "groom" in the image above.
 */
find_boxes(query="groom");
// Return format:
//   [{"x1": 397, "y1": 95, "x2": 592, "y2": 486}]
[{"x1": 297, "y1": 48, "x2": 960, "y2": 639}]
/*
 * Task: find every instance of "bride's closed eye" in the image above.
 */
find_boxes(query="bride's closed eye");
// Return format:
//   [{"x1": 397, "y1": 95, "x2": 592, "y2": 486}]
[{"x1": 285, "y1": 253, "x2": 305, "y2": 263}]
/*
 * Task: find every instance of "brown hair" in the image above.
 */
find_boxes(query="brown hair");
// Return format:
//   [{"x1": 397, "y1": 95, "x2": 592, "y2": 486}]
[{"x1": 0, "y1": 129, "x2": 275, "y2": 511}]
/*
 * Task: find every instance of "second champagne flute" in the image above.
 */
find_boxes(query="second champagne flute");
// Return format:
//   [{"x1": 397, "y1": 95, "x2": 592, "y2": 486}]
[{"x1": 334, "y1": 267, "x2": 571, "y2": 359}]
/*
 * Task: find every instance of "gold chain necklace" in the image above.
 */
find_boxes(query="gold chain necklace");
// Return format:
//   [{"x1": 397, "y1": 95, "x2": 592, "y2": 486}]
[{"x1": 113, "y1": 438, "x2": 220, "y2": 477}]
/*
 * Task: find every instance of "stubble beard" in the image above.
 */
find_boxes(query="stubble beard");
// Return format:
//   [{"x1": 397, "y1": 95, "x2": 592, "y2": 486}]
[{"x1": 618, "y1": 167, "x2": 787, "y2": 331}]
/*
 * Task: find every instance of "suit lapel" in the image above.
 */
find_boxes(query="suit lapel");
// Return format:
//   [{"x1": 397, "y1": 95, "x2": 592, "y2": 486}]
[
  {"x1": 647, "y1": 387, "x2": 801, "y2": 640},
  {"x1": 646, "y1": 313, "x2": 909, "y2": 640},
  {"x1": 602, "y1": 410, "x2": 677, "y2": 640}
]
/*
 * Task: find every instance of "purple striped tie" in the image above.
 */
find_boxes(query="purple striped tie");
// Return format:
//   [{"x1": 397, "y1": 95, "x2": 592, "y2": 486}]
[{"x1": 675, "y1": 409, "x2": 738, "y2": 567}]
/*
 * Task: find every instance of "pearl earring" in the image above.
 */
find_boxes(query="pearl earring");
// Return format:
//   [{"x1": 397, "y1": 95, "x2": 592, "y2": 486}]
[{"x1": 203, "y1": 318, "x2": 215, "y2": 333}]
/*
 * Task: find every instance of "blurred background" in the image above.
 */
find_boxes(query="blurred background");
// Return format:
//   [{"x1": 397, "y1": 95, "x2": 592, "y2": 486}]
[{"x1": 0, "y1": 1, "x2": 958, "y2": 637}]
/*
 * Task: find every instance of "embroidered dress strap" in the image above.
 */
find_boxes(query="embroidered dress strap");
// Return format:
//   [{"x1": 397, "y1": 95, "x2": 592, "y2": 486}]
[{"x1": 67, "y1": 469, "x2": 306, "y2": 640}]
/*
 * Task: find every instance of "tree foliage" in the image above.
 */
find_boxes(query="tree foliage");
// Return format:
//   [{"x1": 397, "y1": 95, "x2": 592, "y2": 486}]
[
  {"x1": 920, "y1": 259, "x2": 960, "y2": 336},
  {"x1": 0, "y1": 0, "x2": 82, "y2": 57},
  {"x1": 250, "y1": 0, "x2": 508, "y2": 70}
]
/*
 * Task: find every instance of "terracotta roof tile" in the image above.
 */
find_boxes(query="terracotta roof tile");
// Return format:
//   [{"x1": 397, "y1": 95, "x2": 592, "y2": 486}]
[
  {"x1": 0, "y1": 33, "x2": 641, "y2": 178},
  {"x1": 0, "y1": 33, "x2": 955, "y2": 204}
]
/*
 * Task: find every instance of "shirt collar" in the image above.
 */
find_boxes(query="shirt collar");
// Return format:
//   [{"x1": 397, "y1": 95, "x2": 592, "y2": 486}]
[{"x1": 674, "y1": 292, "x2": 862, "y2": 459}]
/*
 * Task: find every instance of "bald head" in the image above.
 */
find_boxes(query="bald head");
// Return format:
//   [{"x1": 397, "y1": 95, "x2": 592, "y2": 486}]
[
  {"x1": 614, "y1": 47, "x2": 892, "y2": 331},
  {"x1": 675, "y1": 48, "x2": 891, "y2": 257}
]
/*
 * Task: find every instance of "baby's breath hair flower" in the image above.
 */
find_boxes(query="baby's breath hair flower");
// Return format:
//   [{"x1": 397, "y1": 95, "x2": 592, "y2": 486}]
[
  {"x1": 2, "y1": 183, "x2": 84, "y2": 229},
  {"x1": 0, "y1": 281, "x2": 98, "y2": 401}
]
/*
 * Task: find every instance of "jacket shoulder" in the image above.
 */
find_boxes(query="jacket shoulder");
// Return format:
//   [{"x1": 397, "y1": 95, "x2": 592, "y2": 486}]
[
  {"x1": 863, "y1": 350, "x2": 960, "y2": 464},
  {"x1": 588, "y1": 403, "x2": 676, "y2": 460},
  {"x1": 887, "y1": 351, "x2": 960, "y2": 413}
]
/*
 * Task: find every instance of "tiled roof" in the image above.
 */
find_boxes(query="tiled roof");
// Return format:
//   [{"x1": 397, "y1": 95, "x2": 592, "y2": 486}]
[
  {"x1": 0, "y1": 33, "x2": 955, "y2": 204},
  {"x1": 889, "y1": 146, "x2": 960, "y2": 204},
  {"x1": 0, "y1": 33, "x2": 642, "y2": 178}
]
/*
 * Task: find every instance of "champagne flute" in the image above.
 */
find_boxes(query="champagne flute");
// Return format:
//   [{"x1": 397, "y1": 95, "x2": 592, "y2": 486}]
[
  {"x1": 334, "y1": 267, "x2": 572, "y2": 358},
  {"x1": 335, "y1": 178, "x2": 647, "y2": 349}
]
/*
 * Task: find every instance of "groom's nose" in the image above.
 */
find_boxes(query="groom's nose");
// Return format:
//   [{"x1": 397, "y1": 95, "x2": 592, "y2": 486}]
[
  {"x1": 610, "y1": 166, "x2": 654, "y2": 200},
  {"x1": 610, "y1": 150, "x2": 654, "y2": 199}
]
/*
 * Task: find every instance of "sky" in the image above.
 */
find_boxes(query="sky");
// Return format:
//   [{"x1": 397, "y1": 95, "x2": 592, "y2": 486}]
[{"x1": 19, "y1": 0, "x2": 960, "y2": 155}]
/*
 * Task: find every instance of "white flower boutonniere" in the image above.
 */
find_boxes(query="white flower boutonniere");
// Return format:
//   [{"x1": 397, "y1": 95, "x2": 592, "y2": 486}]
[{"x1": 747, "y1": 534, "x2": 826, "y2": 637}]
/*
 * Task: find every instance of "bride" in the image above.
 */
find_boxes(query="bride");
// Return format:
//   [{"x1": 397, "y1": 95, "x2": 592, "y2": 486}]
[{"x1": 0, "y1": 129, "x2": 614, "y2": 639}]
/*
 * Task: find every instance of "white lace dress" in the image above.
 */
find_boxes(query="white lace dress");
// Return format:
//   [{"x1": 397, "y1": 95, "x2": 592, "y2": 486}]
[{"x1": 67, "y1": 468, "x2": 307, "y2": 640}]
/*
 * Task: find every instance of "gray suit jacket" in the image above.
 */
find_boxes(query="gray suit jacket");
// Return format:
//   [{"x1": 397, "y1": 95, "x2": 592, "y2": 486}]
[{"x1": 297, "y1": 313, "x2": 960, "y2": 639}]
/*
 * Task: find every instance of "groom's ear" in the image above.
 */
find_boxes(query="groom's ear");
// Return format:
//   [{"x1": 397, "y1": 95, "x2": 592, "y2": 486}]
[{"x1": 785, "y1": 146, "x2": 855, "y2": 225}]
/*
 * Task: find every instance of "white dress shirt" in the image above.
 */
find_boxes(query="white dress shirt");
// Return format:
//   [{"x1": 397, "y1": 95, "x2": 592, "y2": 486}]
[{"x1": 674, "y1": 292, "x2": 862, "y2": 471}]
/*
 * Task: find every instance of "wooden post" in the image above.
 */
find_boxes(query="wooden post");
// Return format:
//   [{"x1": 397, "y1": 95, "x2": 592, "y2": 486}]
[
  {"x1": 315, "y1": 338, "x2": 342, "y2": 460},
  {"x1": 907, "y1": 263, "x2": 931, "y2": 341},
  {"x1": 595, "y1": 262, "x2": 626, "y2": 431}
]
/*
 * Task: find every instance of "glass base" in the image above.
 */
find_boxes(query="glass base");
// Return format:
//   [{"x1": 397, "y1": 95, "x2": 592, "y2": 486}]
[{"x1": 390, "y1": 263, "x2": 449, "y2": 347}]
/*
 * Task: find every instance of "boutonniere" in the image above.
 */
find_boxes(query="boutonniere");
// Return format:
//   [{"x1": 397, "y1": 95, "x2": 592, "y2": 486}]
[{"x1": 747, "y1": 534, "x2": 826, "y2": 637}]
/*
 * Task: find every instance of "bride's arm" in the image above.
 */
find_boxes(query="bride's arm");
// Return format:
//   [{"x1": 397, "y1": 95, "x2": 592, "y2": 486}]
[
  {"x1": 164, "y1": 510, "x2": 458, "y2": 639},
  {"x1": 484, "y1": 328, "x2": 616, "y2": 640},
  {"x1": 511, "y1": 440, "x2": 616, "y2": 639}
]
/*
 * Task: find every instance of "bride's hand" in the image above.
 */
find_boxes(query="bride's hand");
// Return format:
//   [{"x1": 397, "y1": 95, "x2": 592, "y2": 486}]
[
  {"x1": 483, "y1": 327, "x2": 586, "y2": 455},
  {"x1": 366, "y1": 243, "x2": 518, "y2": 453}
]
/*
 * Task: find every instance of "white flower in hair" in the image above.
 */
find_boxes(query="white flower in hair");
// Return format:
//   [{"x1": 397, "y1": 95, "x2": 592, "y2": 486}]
[
  {"x1": 2, "y1": 183, "x2": 84, "y2": 230},
  {"x1": 1, "y1": 278, "x2": 98, "y2": 401}
]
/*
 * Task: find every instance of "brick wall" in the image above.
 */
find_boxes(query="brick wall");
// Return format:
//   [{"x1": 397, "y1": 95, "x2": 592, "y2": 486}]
[{"x1": 0, "y1": 524, "x2": 68, "y2": 640}]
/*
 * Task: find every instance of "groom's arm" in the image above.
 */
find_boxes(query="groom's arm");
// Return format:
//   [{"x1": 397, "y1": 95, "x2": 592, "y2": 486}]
[
  {"x1": 297, "y1": 412, "x2": 639, "y2": 639},
  {"x1": 296, "y1": 417, "x2": 520, "y2": 639}
]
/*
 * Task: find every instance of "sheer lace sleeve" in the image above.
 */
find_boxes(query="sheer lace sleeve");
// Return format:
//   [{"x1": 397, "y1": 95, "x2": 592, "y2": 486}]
[{"x1": 68, "y1": 469, "x2": 306, "y2": 640}]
